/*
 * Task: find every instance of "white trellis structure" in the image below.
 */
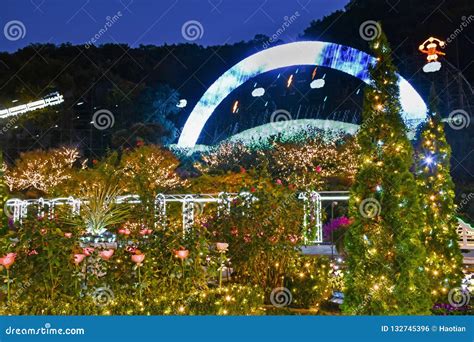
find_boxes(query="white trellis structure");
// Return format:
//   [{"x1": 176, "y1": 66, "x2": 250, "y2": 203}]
[
  {"x1": 5, "y1": 191, "x2": 349, "y2": 244},
  {"x1": 299, "y1": 191, "x2": 350, "y2": 243}
]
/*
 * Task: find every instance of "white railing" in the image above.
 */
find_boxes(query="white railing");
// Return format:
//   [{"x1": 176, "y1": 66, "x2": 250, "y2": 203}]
[
  {"x1": 5, "y1": 191, "x2": 350, "y2": 244},
  {"x1": 458, "y1": 217, "x2": 474, "y2": 250},
  {"x1": 5, "y1": 191, "x2": 472, "y2": 249}
]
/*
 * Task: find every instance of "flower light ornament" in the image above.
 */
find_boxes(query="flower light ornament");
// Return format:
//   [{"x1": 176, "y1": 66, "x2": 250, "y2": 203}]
[
  {"x1": 73, "y1": 254, "x2": 86, "y2": 265},
  {"x1": 139, "y1": 228, "x2": 153, "y2": 236},
  {"x1": 0, "y1": 253, "x2": 17, "y2": 302},
  {"x1": 131, "y1": 252, "x2": 145, "y2": 265},
  {"x1": 118, "y1": 227, "x2": 131, "y2": 235},
  {"x1": 131, "y1": 251, "x2": 146, "y2": 300},
  {"x1": 216, "y1": 243, "x2": 229, "y2": 287},
  {"x1": 174, "y1": 248, "x2": 189, "y2": 286},
  {"x1": 174, "y1": 249, "x2": 189, "y2": 260},
  {"x1": 99, "y1": 249, "x2": 115, "y2": 261}
]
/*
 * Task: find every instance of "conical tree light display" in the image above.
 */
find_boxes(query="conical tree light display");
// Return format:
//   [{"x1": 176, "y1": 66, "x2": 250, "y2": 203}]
[
  {"x1": 343, "y1": 29, "x2": 432, "y2": 314},
  {"x1": 415, "y1": 86, "x2": 463, "y2": 303}
]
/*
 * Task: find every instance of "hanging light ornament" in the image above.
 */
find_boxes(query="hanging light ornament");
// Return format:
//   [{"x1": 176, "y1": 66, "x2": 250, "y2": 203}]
[
  {"x1": 419, "y1": 37, "x2": 445, "y2": 73},
  {"x1": 176, "y1": 99, "x2": 187, "y2": 108},
  {"x1": 287, "y1": 74, "x2": 294, "y2": 88},
  {"x1": 232, "y1": 100, "x2": 239, "y2": 113},
  {"x1": 310, "y1": 78, "x2": 325, "y2": 89},
  {"x1": 251, "y1": 87, "x2": 265, "y2": 97}
]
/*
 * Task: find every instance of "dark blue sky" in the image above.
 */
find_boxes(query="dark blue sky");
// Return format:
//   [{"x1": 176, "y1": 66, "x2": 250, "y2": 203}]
[{"x1": 1, "y1": 0, "x2": 350, "y2": 52}]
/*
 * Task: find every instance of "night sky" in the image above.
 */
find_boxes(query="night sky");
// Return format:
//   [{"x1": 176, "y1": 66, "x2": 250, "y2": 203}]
[{"x1": 0, "y1": 0, "x2": 350, "y2": 52}]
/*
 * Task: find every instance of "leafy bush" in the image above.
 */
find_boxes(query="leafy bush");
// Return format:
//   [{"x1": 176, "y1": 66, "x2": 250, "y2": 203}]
[
  {"x1": 208, "y1": 175, "x2": 304, "y2": 297},
  {"x1": 285, "y1": 256, "x2": 333, "y2": 309}
]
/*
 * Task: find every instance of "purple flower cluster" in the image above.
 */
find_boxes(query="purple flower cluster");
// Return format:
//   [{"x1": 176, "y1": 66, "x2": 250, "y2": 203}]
[
  {"x1": 322, "y1": 216, "x2": 350, "y2": 241},
  {"x1": 432, "y1": 302, "x2": 471, "y2": 315}
]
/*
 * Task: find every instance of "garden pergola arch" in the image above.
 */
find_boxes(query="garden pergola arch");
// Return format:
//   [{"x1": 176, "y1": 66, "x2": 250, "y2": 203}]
[{"x1": 177, "y1": 41, "x2": 428, "y2": 148}]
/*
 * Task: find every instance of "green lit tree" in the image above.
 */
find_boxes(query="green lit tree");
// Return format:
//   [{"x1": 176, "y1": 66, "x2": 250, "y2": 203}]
[
  {"x1": 342, "y1": 30, "x2": 431, "y2": 314},
  {"x1": 415, "y1": 86, "x2": 463, "y2": 302}
]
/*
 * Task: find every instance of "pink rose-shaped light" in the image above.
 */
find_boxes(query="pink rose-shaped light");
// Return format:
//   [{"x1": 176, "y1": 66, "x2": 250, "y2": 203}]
[
  {"x1": 131, "y1": 253, "x2": 145, "y2": 265},
  {"x1": 139, "y1": 228, "x2": 153, "y2": 236},
  {"x1": 216, "y1": 242, "x2": 229, "y2": 253},
  {"x1": 276, "y1": 179, "x2": 282, "y2": 185},
  {"x1": 315, "y1": 165, "x2": 322, "y2": 173},
  {"x1": 40, "y1": 228, "x2": 47, "y2": 235},
  {"x1": 174, "y1": 249, "x2": 189, "y2": 260},
  {"x1": 1, "y1": 253, "x2": 17, "y2": 269},
  {"x1": 64, "y1": 232, "x2": 72, "y2": 238},
  {"x1": 73, "y1": 254, "x2": 86, "y2": 265},
  {"x1": 118, "y1": 228, "x2": 131, "y2": 235},
  {"x1": 99, "y1": 249, "x2": 115, "y2": 261}
]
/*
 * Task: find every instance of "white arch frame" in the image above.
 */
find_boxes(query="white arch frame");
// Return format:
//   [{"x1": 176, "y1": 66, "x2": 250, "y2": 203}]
[{"x1": 177, "y1": 41, "x2": 427, "y2": 148}]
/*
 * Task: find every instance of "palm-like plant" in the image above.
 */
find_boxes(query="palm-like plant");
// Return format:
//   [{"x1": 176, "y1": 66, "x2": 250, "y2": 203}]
[{"x1": 78, "y1": 180, "x2": 130, "y2": 235}]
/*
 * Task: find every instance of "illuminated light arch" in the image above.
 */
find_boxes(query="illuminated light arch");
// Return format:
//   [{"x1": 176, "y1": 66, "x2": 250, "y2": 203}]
[{"x1": 177, "y1": 41, "x2": 427, "y2": 148}]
